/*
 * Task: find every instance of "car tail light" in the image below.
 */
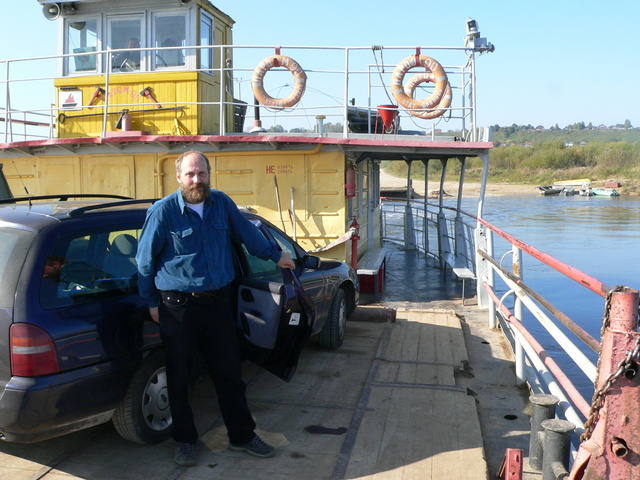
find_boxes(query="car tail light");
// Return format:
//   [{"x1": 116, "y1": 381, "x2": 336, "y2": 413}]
[{"x1": 10, "y1": 323, "x2": 60, "y2": 377}]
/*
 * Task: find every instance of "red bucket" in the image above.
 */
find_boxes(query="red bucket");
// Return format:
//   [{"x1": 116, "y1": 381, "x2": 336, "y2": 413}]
[{"x1": 377, "y1": 104, "x2": 398, "y2": 130}]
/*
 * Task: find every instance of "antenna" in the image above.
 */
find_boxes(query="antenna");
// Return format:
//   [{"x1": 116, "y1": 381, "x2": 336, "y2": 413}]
[{"x1": 12, "y1": 161, "x2": 32, "y2": 206}]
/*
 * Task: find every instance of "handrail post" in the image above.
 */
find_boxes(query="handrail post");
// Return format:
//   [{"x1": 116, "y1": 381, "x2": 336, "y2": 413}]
[
  {"x1": 403, "y1": 160, "x2": 415, "y2": 250},
  {"x1": 513, "y1": 245, "x2": 525, "y2": 384},
  {"x1": 423, "y1": 159, "x2": 429, "y2": 255},
  {"x1": 343, "y1": 48, "x2": 350, "y2": 139},
  {"x1": 4, "y1": 60, "x2": 11, "y2": 143},
  {"x1": 102, "y1": 50, "x2": 112, "y2": 137}
]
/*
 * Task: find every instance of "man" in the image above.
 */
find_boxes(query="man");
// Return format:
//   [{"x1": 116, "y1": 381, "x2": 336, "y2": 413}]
[{"x1": 136, "y1": 150, "x2": 295, "y2": 466}]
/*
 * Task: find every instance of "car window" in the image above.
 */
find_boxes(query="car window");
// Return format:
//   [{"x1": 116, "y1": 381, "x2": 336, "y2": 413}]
[
  {"x1": 241, "y1": 224, "x2": 298, "y2": 282},
  {"x1": 0, "y1": 228, "x2": 35, "y2": 308},
  {"x1": 40, "y1": 228, "x2": 141, "y2": 309}
]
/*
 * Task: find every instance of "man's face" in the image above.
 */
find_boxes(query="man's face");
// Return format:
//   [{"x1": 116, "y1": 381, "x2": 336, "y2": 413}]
[
  {"x1": 177, "y1": 153, "x2": 211, "y2": 204},
  {"x1": 43, "y1": 260, "x2": 63, "y2": 278}
]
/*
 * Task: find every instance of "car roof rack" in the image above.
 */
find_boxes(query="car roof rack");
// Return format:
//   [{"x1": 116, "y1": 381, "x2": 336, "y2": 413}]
[
  {"x1": 69, "y1": 198, "x2": 157, "y2": 217},
  {"x1": 0, "y1": 194, "x2": 132, "y2": 206}
]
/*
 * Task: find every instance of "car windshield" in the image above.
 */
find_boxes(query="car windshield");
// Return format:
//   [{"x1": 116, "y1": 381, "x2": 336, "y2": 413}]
[{"x1": 0, "y1": 227, "x2": 35, "y2": 308}]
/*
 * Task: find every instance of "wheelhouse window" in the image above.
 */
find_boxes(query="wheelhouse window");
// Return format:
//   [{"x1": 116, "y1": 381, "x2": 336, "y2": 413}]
[
  {"x1": 65, "y1": 18, "x2": 99, "y2": 74},
  {"x1": 109, "y1": 16, "x2": 143, "y2": 72},
  {"x1": 200, "y1": 12, "x2": 214, "y2": 74},
  {"x1": 154, "y1": 14, "x2": 187, "y2": 68}
]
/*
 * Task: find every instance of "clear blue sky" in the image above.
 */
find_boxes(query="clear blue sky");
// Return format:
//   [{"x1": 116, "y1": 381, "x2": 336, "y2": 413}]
[{"x1": 3, "y1": 0, "x2": 639, "y2": 129}]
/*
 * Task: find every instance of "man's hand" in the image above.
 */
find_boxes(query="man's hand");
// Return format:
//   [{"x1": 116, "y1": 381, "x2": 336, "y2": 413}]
[
  {"x1": 277, "y1": 251, "x2": 295, "y2": 269},
  {"x1": 149, "y1": 306, "x2": 159, "y2": 323}
]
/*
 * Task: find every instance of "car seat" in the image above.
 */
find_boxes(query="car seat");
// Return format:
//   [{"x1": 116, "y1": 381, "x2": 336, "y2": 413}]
[{"x1": 104, "y1": 234, "x2": 139, "y2": 278}]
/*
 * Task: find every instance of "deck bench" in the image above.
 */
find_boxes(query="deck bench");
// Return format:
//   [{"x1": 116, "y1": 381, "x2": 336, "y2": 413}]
[
  {"x1": 357, "y1": 247, "x2": 388, "y2": 293},
  {"x1": 453, "y1": 267, "x2": 476, "y2": 305}
]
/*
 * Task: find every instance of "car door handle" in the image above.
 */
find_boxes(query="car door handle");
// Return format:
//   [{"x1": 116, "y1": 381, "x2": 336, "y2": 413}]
[{"x1": 240, "y1": 288, "x2": 254, "y2": 302}]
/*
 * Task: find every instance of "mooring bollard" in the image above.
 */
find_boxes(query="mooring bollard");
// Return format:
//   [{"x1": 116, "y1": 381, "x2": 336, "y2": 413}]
[
  {"x1": 529, "y1": 393, "x2": 559, "y2": 471},
  {"x1": 541, "y1": 418, "x2": 575, "y2": 480}
]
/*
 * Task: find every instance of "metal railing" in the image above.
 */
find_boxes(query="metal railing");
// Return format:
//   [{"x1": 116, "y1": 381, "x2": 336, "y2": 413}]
[
  {"x1": 382, "y1": 197, "x2": 476, "y2": 270},
  {"x1": 1, "y1": 43, "x2": 491, "y2": 143},
  {"x1": 380, "y1": 195, "x2": 630, "y2": 447}
]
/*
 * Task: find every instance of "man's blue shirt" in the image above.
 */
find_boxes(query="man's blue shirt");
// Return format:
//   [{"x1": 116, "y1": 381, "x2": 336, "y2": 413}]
[{"x1": 136, "y1": 189, "x2": 281, "y2": 307}]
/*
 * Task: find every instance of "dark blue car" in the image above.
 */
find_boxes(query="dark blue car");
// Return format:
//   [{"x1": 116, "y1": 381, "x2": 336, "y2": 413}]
[{"x1": 0, "y1": 196, "x2": 358, "y2": 443}]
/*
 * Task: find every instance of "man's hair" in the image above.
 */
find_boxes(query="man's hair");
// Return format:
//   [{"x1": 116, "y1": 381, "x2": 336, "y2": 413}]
[{"x1": 175, "y1": 150, "x2": 211, "y2": 174}]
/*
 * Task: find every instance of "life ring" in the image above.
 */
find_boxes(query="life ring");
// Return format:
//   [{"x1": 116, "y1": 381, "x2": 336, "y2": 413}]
[
  {"x1": 403, "y1": 72, "x2": 452, "y2": 119},
  {"x1": 391, "y1": 55, "x2": 449, "y2": 118},
  {"x1": 252, "y1": 55, "x2": 307, "y2": 109}
]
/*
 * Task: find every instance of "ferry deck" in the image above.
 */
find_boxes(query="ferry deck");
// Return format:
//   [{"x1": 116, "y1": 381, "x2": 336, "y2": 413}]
[{"x1": 0, "y1": 244, "x2": 540, "y2": 480}]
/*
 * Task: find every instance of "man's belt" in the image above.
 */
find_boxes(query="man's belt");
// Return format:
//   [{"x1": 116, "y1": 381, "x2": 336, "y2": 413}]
[{"x1": 191, "y1": 289, "x2": 222, "y2": 299}]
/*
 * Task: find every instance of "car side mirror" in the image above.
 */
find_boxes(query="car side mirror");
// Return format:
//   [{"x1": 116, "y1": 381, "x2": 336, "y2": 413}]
[{"x1": 301, "y1": 255, "x2": 320, "y2": 270}]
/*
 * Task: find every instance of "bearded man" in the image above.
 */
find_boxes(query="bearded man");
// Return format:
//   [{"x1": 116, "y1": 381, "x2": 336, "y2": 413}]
[{"x1": 136, "y1": 150, "x2": 295, "y2": 466}]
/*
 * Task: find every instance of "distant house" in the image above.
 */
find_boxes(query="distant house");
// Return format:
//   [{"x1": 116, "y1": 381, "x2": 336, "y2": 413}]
[
  {"x1": 565, "y1": 141, "x2": 574, "y2": 147},
  {"x1": 524, "y1": 142, "x2": 533, "y2": 147}
]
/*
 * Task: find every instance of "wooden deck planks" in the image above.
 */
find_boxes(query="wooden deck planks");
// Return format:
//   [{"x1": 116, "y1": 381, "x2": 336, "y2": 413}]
[
  {"x1": 344, "y1": 387, "x2": 486, "y2": 479},
  {"x1": 342, "y1": 309, "x2": 487, "y2": 480}
]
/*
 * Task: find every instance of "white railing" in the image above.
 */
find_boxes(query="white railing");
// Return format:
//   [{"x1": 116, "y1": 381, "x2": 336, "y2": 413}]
[{"x1": 0, "y1": 43, "x2": 492, "y2": 143}]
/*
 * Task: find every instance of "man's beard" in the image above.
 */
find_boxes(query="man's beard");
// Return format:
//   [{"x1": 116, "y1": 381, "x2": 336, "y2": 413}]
[{"x1": 181, "y1": 182, "x2": 211, "y2": 204}]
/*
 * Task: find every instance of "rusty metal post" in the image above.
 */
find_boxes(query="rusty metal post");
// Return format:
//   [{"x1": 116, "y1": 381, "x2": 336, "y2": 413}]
[
  {"x1": 541, "y1": 418, "x2": 575, "y2": 480},
  {"x1": 529, "y1": 394, "x2": 559, "y2": 471},
  {"x1": 569, "y1": 287, "x2": 640, "y2": 480}
]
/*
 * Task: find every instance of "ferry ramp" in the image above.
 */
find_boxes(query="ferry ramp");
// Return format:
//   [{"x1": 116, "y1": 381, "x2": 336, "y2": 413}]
[{"x1": 0, "y1": 246, "x2": 539, "y2": 479}]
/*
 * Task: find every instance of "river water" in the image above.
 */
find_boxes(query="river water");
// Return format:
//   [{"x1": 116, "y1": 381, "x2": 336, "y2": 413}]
[{"x1": 480, "y1": 194, "x2": 640, "y2": 332}]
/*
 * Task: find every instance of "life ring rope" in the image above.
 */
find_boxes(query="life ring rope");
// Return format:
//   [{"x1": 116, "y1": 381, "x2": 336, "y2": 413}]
[
  {"x1": 403, "y1": 72, "x2": 452, "y2": 119},
  {"x1": 252, "y1": 55, "x2": 307, "y2": 110},
  {"x1": 391, "y1": 54, "x2": 451, "y2": 119}
]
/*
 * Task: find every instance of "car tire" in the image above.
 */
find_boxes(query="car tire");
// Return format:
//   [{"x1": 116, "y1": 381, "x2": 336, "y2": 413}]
[
  {"x1": 112, "y1": 350, "x2": 173, "y2": 444},
  {"x1": 318, "y1": 288, "x2": 346, "y2": 350}
]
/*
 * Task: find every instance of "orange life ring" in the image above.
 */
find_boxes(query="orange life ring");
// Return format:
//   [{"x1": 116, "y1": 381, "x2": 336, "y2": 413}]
[
  {"x1": 391, "y1": 55, "x2": 449, "y2": 118},
  {"x1": 403, "y1": 72, "x2": 452, "y2": 119},
  {"x1": 252, "y1": 55, "x2": 307, "y2": 109}
]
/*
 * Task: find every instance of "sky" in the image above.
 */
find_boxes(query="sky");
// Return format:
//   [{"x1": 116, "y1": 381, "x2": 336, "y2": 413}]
[{"x1": 1, "y1": 0, "x2": 639, "y2": 130}]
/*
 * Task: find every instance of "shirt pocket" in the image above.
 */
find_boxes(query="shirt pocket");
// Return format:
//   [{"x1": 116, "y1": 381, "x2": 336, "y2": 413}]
[{"x1": 171, "y1": 227, "x2": 199, "y2": 255}]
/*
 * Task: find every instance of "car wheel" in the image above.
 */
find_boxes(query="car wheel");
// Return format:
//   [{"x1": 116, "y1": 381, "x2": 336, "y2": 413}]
[
  {"x1": 318, "y1": 288, "x2": 346, "y2": 349},
  {"x1": 112, "y1": 350, "x2": 172, "y2": 444}
]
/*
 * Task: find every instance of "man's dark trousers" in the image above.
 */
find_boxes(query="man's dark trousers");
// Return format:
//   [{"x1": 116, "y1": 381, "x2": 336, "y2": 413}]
[{"x1": 158, "y1": 289, "x2": 256, "y2": 445}]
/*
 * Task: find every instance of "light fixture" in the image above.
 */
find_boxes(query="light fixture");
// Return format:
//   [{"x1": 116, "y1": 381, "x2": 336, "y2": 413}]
[
  {"x1": 465, "y1": 18, "x2": 495, "y2": 53},
  {"x1": 466, "y1": 18, "x2": 480, "y2": 38}
]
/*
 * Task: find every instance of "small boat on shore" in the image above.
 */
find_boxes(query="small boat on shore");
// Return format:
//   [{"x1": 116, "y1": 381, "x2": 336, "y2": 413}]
[
  {"x1": 538, "y1": 185, "x2": 562, "y2": 195},
  {"x1": 553, "y1": 178, "x2": 591, "y2": 187},
  {"x1": 592, "y1": 187, "x2": 620, "y2": 196}
]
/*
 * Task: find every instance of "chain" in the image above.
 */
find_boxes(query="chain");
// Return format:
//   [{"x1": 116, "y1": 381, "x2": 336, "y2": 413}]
[{"x1": 581, "y1": 285, "x2": 639, "y2": 442}]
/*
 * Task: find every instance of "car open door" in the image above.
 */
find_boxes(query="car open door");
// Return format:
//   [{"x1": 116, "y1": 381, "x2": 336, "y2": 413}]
[{"x1": 236, "y1": 265, "x2": 315, "y2": 381}]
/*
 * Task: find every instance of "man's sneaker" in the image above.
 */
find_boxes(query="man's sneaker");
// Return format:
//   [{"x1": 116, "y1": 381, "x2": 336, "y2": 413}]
[
  {"x1": 174, "y1": 442, "x2": 197, "y2": 466},
  {"x1": 229, "y1": 435, "x2": 275, "y2": 458}
]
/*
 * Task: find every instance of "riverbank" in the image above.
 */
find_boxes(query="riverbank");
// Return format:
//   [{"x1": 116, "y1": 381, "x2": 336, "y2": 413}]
[
  {"x1": 380, "y1": 169, "x2": 640, "y2": 197},
  {"x1": 380, "y1": 169, "x2": 538, "y2": 198}
]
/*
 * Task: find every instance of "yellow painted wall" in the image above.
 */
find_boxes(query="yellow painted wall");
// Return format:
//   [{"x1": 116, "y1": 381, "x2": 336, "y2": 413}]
[
  {"x1": 5, "y1": 149, "x2": 372, "y2": 262},
  {"x1": 55, "y1": 71, "x2": 235, "y2": 137},
  {"x1": 157, "y1": 149, "x2": 349, "y2": 258}
]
